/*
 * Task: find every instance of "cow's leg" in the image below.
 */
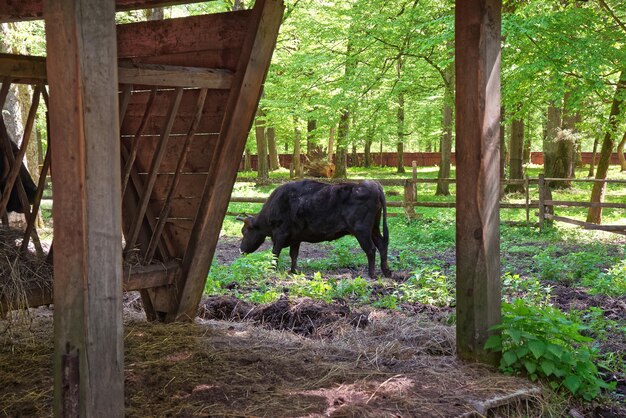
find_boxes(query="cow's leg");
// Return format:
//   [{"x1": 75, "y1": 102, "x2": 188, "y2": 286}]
[
  {"x1": 372, "y1": 227, "x2": 391, "y2": 278},
  {"x1": 354, "y1": 233, "x2": 377, "y2": 278},
  {"x1": 289, "y1": 241, "x2": 301, "y2": 273}
]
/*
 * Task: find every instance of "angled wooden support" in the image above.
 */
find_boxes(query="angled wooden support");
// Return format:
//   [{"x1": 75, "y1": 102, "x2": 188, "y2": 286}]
[
  {"x1": 45, "y1": 0, "x2": 123, "y2": 415},
  {"x1": 119, "y1": 84, "x2": 133, "y2": 122},
  {"x1": 145, "y1": 88, "x2": 208, "y2": 263},
  {"x1": 168, "y1": 0, "x2": 285, "y2": 322},
  {"x1": 121, "y1": 86, "x2": 158, "y2": 196},
  {"x1": 21, "y1": 134, "x2": 51, "y2": 253},
  {"x1": 125, "y1": 87, "x2": 183, "y2": 254},
  {"x1": 455, "y1": 0, "x2": 502, "y2": 365},
  {"x1": 0, "y1": 84, "x2": 41, "y2": 215}
]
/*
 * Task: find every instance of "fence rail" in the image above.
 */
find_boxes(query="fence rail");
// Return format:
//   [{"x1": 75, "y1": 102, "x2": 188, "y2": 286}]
[{"x1": 229, "y1": 168, "x2": 625, "y2": 234}]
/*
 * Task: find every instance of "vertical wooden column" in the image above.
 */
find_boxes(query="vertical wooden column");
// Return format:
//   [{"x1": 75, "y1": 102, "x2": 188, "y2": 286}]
[
  {"x1": 455, "y1": 0, "x2": 502, "y2": 364},
  {"x1": 44, "y1": 0, "x2": 123, "y2": 415}
]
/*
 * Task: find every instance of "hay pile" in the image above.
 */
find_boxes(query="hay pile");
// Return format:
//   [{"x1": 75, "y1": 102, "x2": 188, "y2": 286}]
[{"x1": 0, "y1": 227, "x2": 52, "y2": 320}]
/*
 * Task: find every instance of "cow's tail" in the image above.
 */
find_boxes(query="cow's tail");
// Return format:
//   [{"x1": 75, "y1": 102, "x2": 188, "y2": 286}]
[{"x1": 378, "y1": 182, "x2": 389, "y2": 244}]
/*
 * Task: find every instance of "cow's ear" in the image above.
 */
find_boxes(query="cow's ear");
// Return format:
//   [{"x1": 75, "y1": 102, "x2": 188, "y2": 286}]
[{"x1": 243, "y1": 217, "x2": 254, "y2": 228}]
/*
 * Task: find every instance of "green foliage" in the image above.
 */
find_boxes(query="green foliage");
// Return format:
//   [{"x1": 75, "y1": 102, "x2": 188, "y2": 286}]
[
  {"x1": 399, "y1": 267, "x2": 454, "y2": 307},
  {"x1": 333, "y1": 276, "x2": 372, "y2": 301},
  {"x1": 372, "y1": 294, "x2": 399, "y2": 310},
  {"x1": 502, "y1": 272, "x2": 552, "y2": 306},
  {"x1": 485, "y1": 300, "x2": 615, "y2": 401},
  {"x1": 583, "y1": 259, "x2": 626, "y2": 297},
  {"x1": 206, "y1": 250, "x2": 277, "y2": 292}
]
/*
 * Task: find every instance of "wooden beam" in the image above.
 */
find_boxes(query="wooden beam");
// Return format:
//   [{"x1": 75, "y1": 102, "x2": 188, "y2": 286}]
[
  {"x1": 170, "y1": 0, "x2": 285, "y2": 322},
  {"x1": 123, "y1": 261, "x2": 181, "y2": 291},
  {"x1": 125, "y1": 87, "x2": 183, "y2": 254},
  {"x1": 45, "y1": 0, "x2": 123, "y2": 415},
  {"x1": 1, "y1": 0, "x2": 213, "y2": 22},
  {"x1": 544, "y1": 214, "x2": 626, "y2": 234},
  {"x1": 119, "y1": 63, "x2": 233, "y2": 89},
  {"x1": 0, "y1": 54, "x2": 234, "y2": 88},
  {"x1": 455, "y1": 0, "x2": 502, "y2": 365}
]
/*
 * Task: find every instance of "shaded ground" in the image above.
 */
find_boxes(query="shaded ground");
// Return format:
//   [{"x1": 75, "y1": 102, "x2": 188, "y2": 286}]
[{"x1": 2, "y1": 305, "x2": 547, "y2": 417}]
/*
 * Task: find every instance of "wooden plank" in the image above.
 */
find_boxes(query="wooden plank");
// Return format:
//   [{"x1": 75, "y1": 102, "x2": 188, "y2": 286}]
[
  {"x1": 121, "y1": 134, "x2": 217, "y2": 173},
  {"x1": 141, "y1": 172, "x2": 208, "y2": 198},
  {"x1": 117, "y1": 11, "x2": 251, "y2": 59},
  {"x1": 454, "y1": 0, "x2": 502, "y2": 365},
  {"x1": 123, "y1": 261, "x2": 181, "y2": 291},
  {"x1": 129, "y1": 48, "x2": 243, "y2": 72},
  {"x1": 146, "y1": 88, "x2": 209, "y2": 262},
  {"x1": 119, "y1": 63, "x2": 233, "y2": 89},
  {"x1": 542, "y1": 200, "x2": 626, "y2": 209},
  {"x1": 1, "y1": 0, "x2": 212, "y2": 22},
  {"x1": 170, "y1": 0, "x2": 285, "y2": 322},
  {"x1": 126, "y1": 87, "x2": 184, "y2": 253},
  {"x1": 121, "y1": 114, "x2": 223, "y2": 136},
  {"x1": 0, "y1": 53, "x2": 46, "y2": 83},
  {"x1": 45, "y1": 0, "x2": 123, "y2": 415},
  {"x1": 545, "y1": 213, "x2": 626, "y2": 234},
  {"x1": 122, "y1": 87, "x2": 158, "y2": 195},
  {"x1": 0, "y1": 283, "x2": 53, "y2": 317},
  {"x1": 165, "y1": 220, "x2": 194, "y2": 258}
]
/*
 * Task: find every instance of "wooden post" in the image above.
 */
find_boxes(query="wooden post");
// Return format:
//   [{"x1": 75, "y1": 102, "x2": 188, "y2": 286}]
[
  {"x1": 538, "y1": 174, "x2": 545, "y2": 231},
  {"x1": 403, "y1": 179, "x2": 416, "y2": 220},
  {"x1": 524, "y1": 175, "x2": 530, "y2": 223},
  {"x1": 44, "y1": 0, "x2": 123, "y2": 415},
  {"x1": 455, "y1": 0, "x2": 502, "y2": 365}
]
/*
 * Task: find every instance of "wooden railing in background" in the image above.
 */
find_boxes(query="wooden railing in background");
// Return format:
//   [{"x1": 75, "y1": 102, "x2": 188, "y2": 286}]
[{"x1": 229, "y1": 166, "x2": 626, "y2": 235}]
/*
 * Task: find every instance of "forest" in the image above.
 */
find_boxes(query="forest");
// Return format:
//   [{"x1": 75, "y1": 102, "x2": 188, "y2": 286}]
[{"x1": 0, "y1": 0, "x2": 625, "y2": 416}]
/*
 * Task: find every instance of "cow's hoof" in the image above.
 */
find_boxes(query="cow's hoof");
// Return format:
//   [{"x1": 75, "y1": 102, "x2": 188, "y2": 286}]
[{"x1": 382, "y1": 269, "x2": 392, "y2": 278}]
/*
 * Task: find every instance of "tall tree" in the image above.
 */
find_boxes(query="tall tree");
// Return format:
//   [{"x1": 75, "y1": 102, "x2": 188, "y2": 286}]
[
  {"x1": 293, "y1": 117, "x2": 303, "y2": 177},
  {"x1": 396, "y1": 58, "x2": 406, "y2": 174},
  {"x1": 587, "y1": 70, "x2": 626, "y2": 224},
  {"x1": 506, "y1": 117, "x2": 526, "y2": 193},
  {"x1": 267, "y1": 127, "x2": 280, "y2": 171},
  {"x1": 617, "y1": 130, "x2": 626, "y2": 172},
  {"x1": 436, "y1": 64, "x2": 454, "y2": 196},
  {"x1": 255, "y1": 109, "x2": 269, "y2": 182}
]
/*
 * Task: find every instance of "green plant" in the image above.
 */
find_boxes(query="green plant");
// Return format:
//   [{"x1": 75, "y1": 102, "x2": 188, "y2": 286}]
[
  {"x1": 533, "y1": 246, "x2": 566, "y2": 282},
  {"x1": 291, "y1": 272, "x2": 334, "y2": 303},
  {"x1": 583, "y1": 259, "x2": 626, "y2": 297},
  {"x1": 399, "y1": 267, "x2": 454, "y2": 307},
  {"x1": 563, "y1": 251, "x2": 606, "y2": 281},
  {"x1": 332, "y1": 276, "x2": 372, "y2": 301},
  {"x1": 502, "y1": 272, "x2": 552, "y2": 306},
  {"x1": 372, "y1": 293, "x2": 399, "y2": 309},
  {"x1": 207, "y1": 250, "x2": 276, "y2": 288},
  {"x1": 485, "y1": 300, "x2": 615, "y2": 400}
]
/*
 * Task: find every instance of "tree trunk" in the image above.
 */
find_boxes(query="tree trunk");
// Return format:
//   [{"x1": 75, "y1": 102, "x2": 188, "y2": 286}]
[
  {"x1": 588, "y1": 135, "x2": 599, "y2": 177},
  {"x1": 306, "y1": 118, "x2": 324, "y2": 159},
  {"x1": 542, "y1": 103, "x2": 563, "y2": 182},
  {"x1": 523, "y1": 132, "x2": 531, "y2": 165},
  {"x1": 436, "y1": 67, "x2": 454, "y2": 196},
  {"x1": 364, "y1": 127, "x2": 373, "y2": 167},
  {"x1": 334, "y1": 110, "x2": 349, "y2": 178},
  {"x1": 327, "y1": 125, "x2": 335, "y2": 163},
  {"x1": 396, "y1": 59, "x2": 406, "y2": 174},
  {"x1": 244, "y1": 147, "x2": 251, "y2": 171},
  {"x1": 587, "y1": 70, "x2": 626, "y2": 224},
  {"x1": 616, "y1": 130, "x2": 626, "y2": 171},
  {"x1": 267, "y1": 127, "x2": 280, "y2": 171},
  {"x1": 293, "y1": 118, "x2": 302, "y2": 178},
  {"x1": 255, "y1": 110, "x2": 268, "y2": 182},
  {"x1": 145, "y1": 8, "x2": 164, "y2": 19},
  {"x1": 506, "y1": 118, "x2": 525, "y2": 193}
]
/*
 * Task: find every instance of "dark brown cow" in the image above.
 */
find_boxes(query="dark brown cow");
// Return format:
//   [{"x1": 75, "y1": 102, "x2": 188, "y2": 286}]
[{"x1": 239, "y1": 179, "x2": 391, "y2": 278}]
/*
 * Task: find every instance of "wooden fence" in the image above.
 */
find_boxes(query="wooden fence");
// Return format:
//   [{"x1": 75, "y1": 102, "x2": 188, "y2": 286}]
[{"x1": 229, "y1": 168, "x2": 626, "y2": 235}]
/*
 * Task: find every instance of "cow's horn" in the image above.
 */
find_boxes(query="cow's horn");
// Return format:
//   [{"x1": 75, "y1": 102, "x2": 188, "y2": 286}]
[{"x1": 235, "y1": 215, "x2": 247, "y2": 221}]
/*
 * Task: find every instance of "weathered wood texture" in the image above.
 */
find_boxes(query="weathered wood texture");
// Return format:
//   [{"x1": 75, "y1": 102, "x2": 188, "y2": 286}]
[
  {"x1": 1, "y1": 0, "x2": 211, "y2": 22},
  {"x1": 45, "y1": 0, "x2": 123, "y2": 415},
  {"x1": 170, "y1": 0, "x2": 285, "y2": 322},
  {"x1": 455, "y1": 0, "x2": 502, "y2": 365}
]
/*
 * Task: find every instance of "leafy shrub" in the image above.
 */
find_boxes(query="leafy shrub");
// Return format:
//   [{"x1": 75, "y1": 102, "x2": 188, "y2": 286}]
[
  {"x1": 563, "y1": 251, "x2": 605, "y2": 281},
  {"x1": 290, "y1": 272, "x2": 334, "y2": 303},
  {"x1": 372, "y1": 294, "x2": 399, "y2": 309},
  {"x1": 399, "y1": 267, "x2": 454, "y2": 307},
  {"x1": 533, "y1": 246, "x2": 565, "y2": 282},
  {"x1": 583, "y1": 259, "x2": 626, "y2": 297},
  {"x1": 207, "y1": 250, "x2": 276, "y2": 289},
  {"x1": 502, "y1": 272, "x2": 552, "y2": 306},
  {"x1": 485, "y1": 300, "x2": 614, "y2": 400},
  {"x1": 332, "y1": 276, "x2": 371, "y2": 301}
]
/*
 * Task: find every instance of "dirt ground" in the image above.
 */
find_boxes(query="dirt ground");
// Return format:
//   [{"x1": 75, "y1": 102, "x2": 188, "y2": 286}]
[{"x1": 1, "y1": 236, "x2": 625, "y2": 417}]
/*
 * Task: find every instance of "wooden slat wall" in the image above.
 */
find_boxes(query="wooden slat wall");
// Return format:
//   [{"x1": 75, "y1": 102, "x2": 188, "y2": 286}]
[{"x1": 116, "y1": 10, "x2": 251, "y2": 263}]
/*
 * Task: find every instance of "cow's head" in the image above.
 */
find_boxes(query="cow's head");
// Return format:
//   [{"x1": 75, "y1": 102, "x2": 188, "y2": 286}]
[{"x1": 238, "y1": 215, "x2": 266, "y2": 254}]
